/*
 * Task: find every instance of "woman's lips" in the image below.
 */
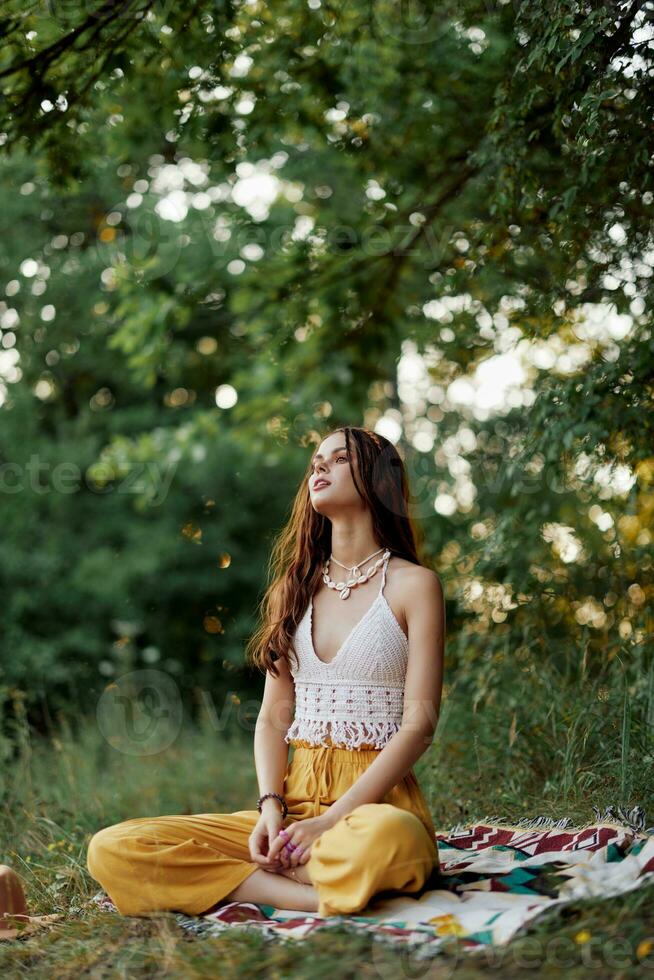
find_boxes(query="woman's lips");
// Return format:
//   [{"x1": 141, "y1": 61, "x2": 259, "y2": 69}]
[{"x1": 313, "y1": 480, "x2": 330, "y2": 490}]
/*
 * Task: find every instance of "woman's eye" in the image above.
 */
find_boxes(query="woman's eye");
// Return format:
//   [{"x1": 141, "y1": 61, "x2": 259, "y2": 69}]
[{"x1": 313, "y1": 456, "x2": 347, "y2": 470}]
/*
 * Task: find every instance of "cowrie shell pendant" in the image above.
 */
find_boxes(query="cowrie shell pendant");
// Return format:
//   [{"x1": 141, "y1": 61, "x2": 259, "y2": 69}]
[{"x1": 321, "y1": 549, "x2": 390, "y2": 600}]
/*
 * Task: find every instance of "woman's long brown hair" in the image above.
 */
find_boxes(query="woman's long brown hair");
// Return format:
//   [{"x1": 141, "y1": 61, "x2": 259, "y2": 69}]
[{"x1": 245, "y1": 425, "x2": 428, "y2": 677}]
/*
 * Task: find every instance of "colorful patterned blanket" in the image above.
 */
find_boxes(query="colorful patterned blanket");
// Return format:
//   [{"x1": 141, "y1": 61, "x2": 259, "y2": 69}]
[{"x1": 90, "y1": 806, "x2": 654, "y2": 959}]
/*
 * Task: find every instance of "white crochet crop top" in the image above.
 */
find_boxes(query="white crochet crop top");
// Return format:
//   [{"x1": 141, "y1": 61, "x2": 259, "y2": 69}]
[{"x1": 284, "y1": 554, "x2": 409, "y2": 750}]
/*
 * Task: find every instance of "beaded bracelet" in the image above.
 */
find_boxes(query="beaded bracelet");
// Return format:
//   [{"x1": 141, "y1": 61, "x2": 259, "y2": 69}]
[{"x1": 257, "y1": 791, "x2": 288, "y2": 819}]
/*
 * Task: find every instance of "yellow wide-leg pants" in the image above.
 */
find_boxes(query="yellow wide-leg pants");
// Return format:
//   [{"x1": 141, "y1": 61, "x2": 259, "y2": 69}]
[{"x1": 86, "y1": 740, "x2": 439, "y2": 919}]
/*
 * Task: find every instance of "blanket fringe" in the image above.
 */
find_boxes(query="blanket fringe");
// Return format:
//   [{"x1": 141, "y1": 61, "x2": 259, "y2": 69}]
[{"x1": 440, "y1": 803, "x2": 651, "y2": 836}]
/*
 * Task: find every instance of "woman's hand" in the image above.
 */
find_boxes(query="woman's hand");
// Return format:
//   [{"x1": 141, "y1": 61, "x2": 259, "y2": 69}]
[
  {"x1": 248, "y1": 808, "x2": 287, "y2": 873},
  {"x1": 266, "y1": 814, "x2": 332, "y2": 869}
]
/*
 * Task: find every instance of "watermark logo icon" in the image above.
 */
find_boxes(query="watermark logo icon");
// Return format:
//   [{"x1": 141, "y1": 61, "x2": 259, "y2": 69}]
[{"x1": 96, "y1": 669, "x2": 184, "y2": 756}]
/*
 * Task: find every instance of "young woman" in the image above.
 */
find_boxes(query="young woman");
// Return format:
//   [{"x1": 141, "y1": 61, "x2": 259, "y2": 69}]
[{"x1": 86, "y1": 425, "x2": 445, "y2": 918}]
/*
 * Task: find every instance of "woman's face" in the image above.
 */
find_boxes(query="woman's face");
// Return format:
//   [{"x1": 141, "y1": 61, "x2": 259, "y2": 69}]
[{"x1": 308, "y1": 432, "x2": 360, "y2": 512}]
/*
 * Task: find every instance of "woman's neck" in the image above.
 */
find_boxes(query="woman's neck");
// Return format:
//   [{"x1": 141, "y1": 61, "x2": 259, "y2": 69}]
[{"x1": 328, "y1": 521, "x2": 382, "y2": 569}]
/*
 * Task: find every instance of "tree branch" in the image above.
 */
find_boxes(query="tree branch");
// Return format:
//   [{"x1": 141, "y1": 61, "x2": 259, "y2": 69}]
[{"x1": 0, "y1": 0, "x2": 151, "y2": 80}]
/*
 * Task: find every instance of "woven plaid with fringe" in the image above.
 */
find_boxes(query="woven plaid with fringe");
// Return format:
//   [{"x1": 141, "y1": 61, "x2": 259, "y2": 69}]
[{"x1": 90, "y1": 805, "x2": 654, "y2": 960}]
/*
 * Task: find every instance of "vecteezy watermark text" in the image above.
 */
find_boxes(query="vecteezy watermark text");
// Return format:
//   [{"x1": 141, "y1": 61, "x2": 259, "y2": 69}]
[{"x1": 0, "y1": 456, "x2": 177, "y2": 506}]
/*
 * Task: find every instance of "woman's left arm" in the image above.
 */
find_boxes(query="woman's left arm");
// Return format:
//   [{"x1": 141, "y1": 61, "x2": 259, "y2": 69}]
[{"x1": 321, "y1": 566, "x2": 445, "y2": 828}]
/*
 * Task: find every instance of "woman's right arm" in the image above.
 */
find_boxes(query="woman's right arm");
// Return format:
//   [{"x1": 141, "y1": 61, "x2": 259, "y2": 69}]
[
  {"x1": 254, "y1": 656, "x2": 295, "y2": 806},
  {"x1": 249, "y1": 657, "x2": 295, "y2": 869}
]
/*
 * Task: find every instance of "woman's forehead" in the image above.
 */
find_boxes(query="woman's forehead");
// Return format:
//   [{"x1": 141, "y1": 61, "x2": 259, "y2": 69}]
[{"x1": 314, "y1": 434, "x2": 346, "y2": 457}]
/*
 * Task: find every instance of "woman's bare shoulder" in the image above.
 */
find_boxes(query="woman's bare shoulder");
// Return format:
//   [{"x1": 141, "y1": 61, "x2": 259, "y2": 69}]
[
  {"x1": 390, "y1": 555, "x2": 440, "y2": 576},
  {"x1": 389, "y1": 556, "x2": 442, "y2": 598}
]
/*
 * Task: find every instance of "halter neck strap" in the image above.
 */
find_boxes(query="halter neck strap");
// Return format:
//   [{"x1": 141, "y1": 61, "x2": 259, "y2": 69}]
[{"x1": 378, "y1": 553, "x2": 390, "y2": 594}]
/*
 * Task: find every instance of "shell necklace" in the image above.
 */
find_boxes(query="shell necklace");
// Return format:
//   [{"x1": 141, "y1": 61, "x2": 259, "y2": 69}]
[{"x1": 321, "y1": 546, "x2": 391, "y2": 600}]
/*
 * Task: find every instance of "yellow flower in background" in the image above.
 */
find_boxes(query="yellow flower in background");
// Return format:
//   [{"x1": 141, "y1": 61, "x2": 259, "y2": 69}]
[
  {"x1": 574, "y1": 929, "x2": 592, "y2": 944},
  {"x1": 637, "y1": 939, "x2": 653, "y2": 959}
]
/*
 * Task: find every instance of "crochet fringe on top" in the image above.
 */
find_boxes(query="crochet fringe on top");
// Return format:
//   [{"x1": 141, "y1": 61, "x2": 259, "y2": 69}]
[{"x1": 285, "y1": 717, "x2": 401, "y2": 750}]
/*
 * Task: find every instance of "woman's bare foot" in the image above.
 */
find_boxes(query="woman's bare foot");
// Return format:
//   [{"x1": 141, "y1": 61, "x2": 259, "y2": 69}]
[{"x1": 218, "y1": 868, "x2": 319, "y2": 912}]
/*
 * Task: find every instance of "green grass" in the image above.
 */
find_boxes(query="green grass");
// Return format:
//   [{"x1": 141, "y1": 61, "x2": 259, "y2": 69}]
[{"x1": 1, "y1": 684, "x2": 654, "y2": 978}]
